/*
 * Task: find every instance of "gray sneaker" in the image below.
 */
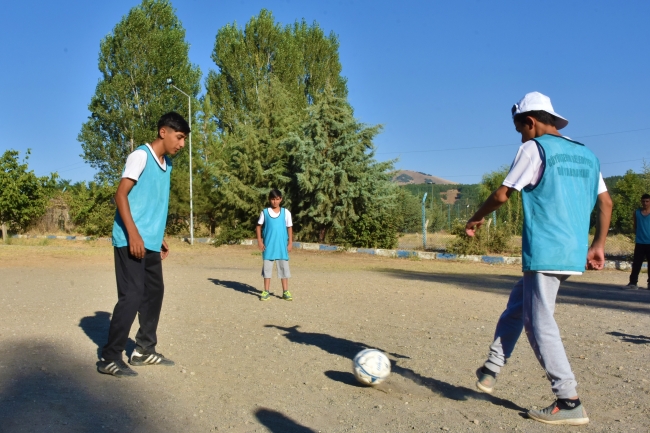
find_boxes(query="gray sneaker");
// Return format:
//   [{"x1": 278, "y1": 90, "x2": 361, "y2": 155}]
[
  {"x1": 527, "y1": 401, "x2": 589, "y2": 426},
  {"x1": 623, "y1": 284, "x2": 639, "y2": 290},
  {"x1": 475, "y1": 367, "x2": 496, "y2": 394}
]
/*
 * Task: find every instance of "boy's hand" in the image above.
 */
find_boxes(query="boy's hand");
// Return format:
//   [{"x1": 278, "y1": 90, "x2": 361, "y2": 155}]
[
  {"x1": 161, "y1": 239, "x2": 170, "y2": 260},
  {"x1": 129, "y1": 231, "x2": 145, "y2": 259},
  {"x1": 465, "y1": 217, "x2": 485, "y2": 237},
  {"x1": 288, "y1": 241, "x2": 293, "y2": 253},
  {"x1": 586, "y1": 246, "x2": 605, "y2": 270},
  {"x1": 258, "y1": 241, "x2": 265, "y2": 252}
]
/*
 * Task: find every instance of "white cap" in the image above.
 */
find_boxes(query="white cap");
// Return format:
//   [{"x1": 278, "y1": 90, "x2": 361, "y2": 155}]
[{"x1": 511, "y1": 91, "x2": 569, "y2": 130}]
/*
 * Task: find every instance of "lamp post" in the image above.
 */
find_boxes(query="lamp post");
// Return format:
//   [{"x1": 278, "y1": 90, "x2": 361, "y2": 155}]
[{"x1": 166, "y1": 78, "x2": 193, "y2": 245}]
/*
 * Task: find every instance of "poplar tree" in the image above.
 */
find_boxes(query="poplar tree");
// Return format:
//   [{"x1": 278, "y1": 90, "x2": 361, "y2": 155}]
[{"x1": 78, "y1": 0, "x2": 201, "y2": 183}]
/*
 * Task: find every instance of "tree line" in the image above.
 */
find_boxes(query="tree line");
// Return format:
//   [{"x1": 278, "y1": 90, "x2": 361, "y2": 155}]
[{"x1": 1, "y1": 1, "x2": 647, "y2": 249}]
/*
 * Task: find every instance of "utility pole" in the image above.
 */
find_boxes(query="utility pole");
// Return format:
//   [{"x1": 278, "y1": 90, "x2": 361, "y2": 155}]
[{"x1": 422, "y1": 193, "x2": 428, "y2": 250}]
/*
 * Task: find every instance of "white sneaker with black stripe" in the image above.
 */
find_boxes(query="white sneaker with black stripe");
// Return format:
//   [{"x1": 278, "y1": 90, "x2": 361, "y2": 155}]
[
  {"x1": 129, "y1": 349, "x2": 175, "y2": 367},
  {"x1": 97, "y1": 359, "x2": 138, "y2": 377}
]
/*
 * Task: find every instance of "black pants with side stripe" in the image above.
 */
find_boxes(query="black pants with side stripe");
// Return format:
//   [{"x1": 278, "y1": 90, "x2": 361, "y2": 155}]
[
  {"x1": 629, "y1": 243, "x2": 650, "y2": 285},
  {"x1": 101, "y1": 247, "x2": 165, "y2": 361}
]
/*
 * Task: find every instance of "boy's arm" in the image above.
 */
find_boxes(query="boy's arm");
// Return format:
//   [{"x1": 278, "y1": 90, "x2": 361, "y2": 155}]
[
  {"x1": 114, "y1": 178, "x2": 145, "y2": 259},
  {"x1": 256, "y1": 225, "x2": 265, "y2": 252},
  {"x1": 465, "y1": 185, "x2": 516, "y2": 236},
  {"x1": 161, "y1": 239, "x2": 169, "y2": 260},
  {"x1": 586, "y1": 191, "x2": 613, "y2": 270},
  {"x1": 633, "y1": 210, "x2": 637, "y2": 234},
  {"x1": 287, "y1": 226, "x2": 293, "y2": 252}
]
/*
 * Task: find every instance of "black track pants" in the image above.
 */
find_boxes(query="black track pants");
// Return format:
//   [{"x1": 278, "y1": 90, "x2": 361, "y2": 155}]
[
  {"x1": 629, "y1": 243, "x2": 650, "y2": 285},
  {"x1": 101, "y1": 247, "x2": 164, "y2": 361}
]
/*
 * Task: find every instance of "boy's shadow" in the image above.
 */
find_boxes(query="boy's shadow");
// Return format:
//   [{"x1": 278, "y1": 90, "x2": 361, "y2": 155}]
[
  {"x1": 79, "y1": 311, "x2": 135, "y2": 359},
  {"x1": 607, "y1": 331, "x2": 650, "y2": 344},
  {"x1": 254, "y1": 408, "x2": 317, "y2": 433},
  {"x1": 208, "y1": 278, "x2": 282, "y2": 298},
  {"x1": 267, "y1": 325, "x2": 525, "y2": 413}
]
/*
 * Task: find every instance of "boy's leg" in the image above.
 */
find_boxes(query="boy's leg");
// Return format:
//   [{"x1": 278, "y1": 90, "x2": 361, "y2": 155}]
[
  {"x1": 261, "y1": 260, "x2": 273, "y2": 300},
  {"x1": 483, "y1": 277, "x2": 525, "y2": 374},
  {"x1": 134, "y1": 249, "x2": 164, "y2": 354},
  {"x1": 628, "y1": 243, "x2": 644, "y2": 285},
  {"x1": 102, "y1": 247, "x2": 146, "y2": 361},
  {"x1": 277, "y1": 260, "x2": 292, "y2": 300},
  {"x1": 643, "y1": 244, "x2": 650, "y2": 287},
  {"x1": 522, "y1": 272, "x2": 577, "y2": 399}
]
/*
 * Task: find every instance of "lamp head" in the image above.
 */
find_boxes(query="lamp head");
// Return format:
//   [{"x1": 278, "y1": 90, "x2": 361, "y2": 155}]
[{"x1": 166, "y1": 78, "x2": 174, "y2": 85}]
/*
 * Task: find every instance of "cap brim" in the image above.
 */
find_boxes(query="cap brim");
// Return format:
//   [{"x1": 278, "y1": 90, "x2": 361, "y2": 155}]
[{"x1": 553, "y1": 114, "x2": 568, "y2": 130}]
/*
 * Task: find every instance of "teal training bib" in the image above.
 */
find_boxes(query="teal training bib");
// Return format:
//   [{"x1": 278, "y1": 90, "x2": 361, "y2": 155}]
[
  {"x1": 521, "y1": 135, "x2": 600, "y2": 272},
  {"x1": 262, "y1": 208, "x2": 289, "y2": 261},
  {"x1": 635, "y1": 209, "x2": 650, "y2": 244},
  {"x1": 112, "y1": 145, "x2": 172, "y2": 251}
]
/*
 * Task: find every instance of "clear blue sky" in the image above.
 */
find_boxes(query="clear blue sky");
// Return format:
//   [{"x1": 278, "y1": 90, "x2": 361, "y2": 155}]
[{"x1": 2, "y1": 0, "x2": 649, "y2": 184}]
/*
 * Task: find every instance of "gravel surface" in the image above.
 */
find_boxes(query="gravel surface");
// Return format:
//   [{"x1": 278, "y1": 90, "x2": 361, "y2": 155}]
[{"x1": 0, "y1": 239, "x2": 648, "y2": 432}]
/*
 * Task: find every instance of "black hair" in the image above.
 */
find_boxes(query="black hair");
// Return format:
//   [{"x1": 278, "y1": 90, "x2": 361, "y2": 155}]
[
  {"x1": 512, "y1": 109, "x2": 557, "y2": 127},
  {"x1": 157, "y1": 112, "x2": 191, "y2": 135},
  {"x1": 641, "y1": 194, "x2": 650, "y2": 200},
  {"x1": 268, "y1": 189, "x2": 283, "y2": 199}
]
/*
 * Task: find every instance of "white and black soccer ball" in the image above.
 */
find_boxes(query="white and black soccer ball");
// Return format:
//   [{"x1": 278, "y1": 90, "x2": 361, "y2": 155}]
[{"x1": 352, "y1": 349, "x2": 391, "y2": 385}]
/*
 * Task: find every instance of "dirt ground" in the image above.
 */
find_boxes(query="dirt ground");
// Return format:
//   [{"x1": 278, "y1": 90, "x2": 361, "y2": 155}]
[{"x1": 0, "y1": 238, "x2": 648, "y2": 433}]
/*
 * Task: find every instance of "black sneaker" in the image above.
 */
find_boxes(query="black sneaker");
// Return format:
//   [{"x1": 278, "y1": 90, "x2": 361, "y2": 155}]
[
  {"x1": 97, "y1": 359, "x2": 138, "y2": 377},
  {"x1": 129, "y1": 349, "x2": 175, "y2": 366}
]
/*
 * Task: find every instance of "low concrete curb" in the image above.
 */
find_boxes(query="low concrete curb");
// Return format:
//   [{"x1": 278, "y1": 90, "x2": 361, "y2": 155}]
[{"x1": 8, "y1": 234, "x2": 643, "y2": 271}]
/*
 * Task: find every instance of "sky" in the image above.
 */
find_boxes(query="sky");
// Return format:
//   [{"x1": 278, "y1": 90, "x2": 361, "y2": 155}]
[{"x1": 2, "y1": 0, "x2": 649, "y2": 184}]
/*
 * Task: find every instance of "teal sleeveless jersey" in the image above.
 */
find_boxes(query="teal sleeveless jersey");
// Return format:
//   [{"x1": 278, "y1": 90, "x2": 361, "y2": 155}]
[
  {"x1": 521, "y1": 135, "x2": 600, "y2": 272},
  {"x1": 635, "y1": 209, "x2": 650, "y2": 244},
  {"x1": 262, "y1": 208, "x2": 289, "y2": 261},
  {"x1": 112, "y1": 145, "x2": 172, "y2": 251}
]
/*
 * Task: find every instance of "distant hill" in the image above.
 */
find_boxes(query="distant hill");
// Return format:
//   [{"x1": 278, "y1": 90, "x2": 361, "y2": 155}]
[{"x1": 393, "y1": 170, "x2": 457, "y2": 185}]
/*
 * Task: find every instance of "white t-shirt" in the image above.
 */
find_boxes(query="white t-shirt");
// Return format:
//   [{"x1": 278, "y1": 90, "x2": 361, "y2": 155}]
[
  {"x1": 502, "y1": 138, "x2": 607, "y2": 275},
  {"x1": 122, "y1": 144, "x2": 167, "y2": 181},
  {"x1": 258, "y1": 208, "x2": 293, "y2": 227}
]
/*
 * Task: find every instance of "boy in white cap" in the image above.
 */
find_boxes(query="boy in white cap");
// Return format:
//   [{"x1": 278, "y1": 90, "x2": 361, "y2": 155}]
[{"x1": 466, "y1": 92, "x2": 612, "y2": 425}]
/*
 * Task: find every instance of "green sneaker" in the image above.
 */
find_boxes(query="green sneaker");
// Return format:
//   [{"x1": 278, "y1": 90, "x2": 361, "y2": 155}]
[
  {"x1": 475, "y1": 367, "x2": 496, "y2": 394},
  {"x1": 527, "y1": 401, "x2": 589, "y2": 426},
  {"x1": 282, "y1": 290, "x2": 293, "y2": 301},
  {"x1": 260, "y1": 291, "x2": 270, "y2": 301}
]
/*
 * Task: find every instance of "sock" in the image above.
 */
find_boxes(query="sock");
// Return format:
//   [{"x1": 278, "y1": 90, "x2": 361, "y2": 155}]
[
  {"x1": 557, "y1": 398, "x2": 581, "y2": 410},
  {"x1": 480, "y1": 366, "x2": 496, "y2": 378}
]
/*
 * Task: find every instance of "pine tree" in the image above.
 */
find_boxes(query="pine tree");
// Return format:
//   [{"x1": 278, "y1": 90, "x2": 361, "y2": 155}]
[
  {"x1": 78, "y1": 0, "x2": 201, "y2": 183},
  {"x1": 286, "y1": 87, "x2": 395, "y2": 244}
]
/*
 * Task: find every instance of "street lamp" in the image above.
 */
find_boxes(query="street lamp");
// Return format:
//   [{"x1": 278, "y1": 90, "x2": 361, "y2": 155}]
[{"x1": 166, "y1": 78, "x2": 194, "y2": 245}]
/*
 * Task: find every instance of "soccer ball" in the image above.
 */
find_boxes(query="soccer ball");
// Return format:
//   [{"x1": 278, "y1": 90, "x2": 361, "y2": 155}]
[{"x1": 352, "y1": 349, "x2": 391, "y2": 385}]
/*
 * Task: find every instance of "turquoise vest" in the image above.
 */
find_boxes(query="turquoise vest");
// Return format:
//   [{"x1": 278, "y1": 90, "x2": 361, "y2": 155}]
[
  {"x1": 112, "y1": 145, "x2": 172, "y2": 251},
  {"x1": 521, "y1": 135, "x2": 600, "y2": 272},
  {"x1": 635, "y1": 209, "x2": 650, "y2": 244},
  {"x1": 262, "y1": 208, "x2": 289, "y2": 261}
]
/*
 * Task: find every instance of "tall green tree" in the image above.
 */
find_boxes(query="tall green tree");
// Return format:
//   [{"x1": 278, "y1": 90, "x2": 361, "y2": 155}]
[
  {"x1": 0, "y1": 150, "x2": 57, "y2": 241},
  {"x1": 286, "y1": 88, "x2": 395, "y2": 244},
  {"x1": 78, "y1": 0, "x2": 201, "y2": 183}
]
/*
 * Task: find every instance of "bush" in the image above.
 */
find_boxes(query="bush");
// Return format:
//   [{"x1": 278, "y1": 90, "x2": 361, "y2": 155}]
[
  {"x1": 213, "y1": 221, "x2": 253, "y2": 247},
  {"x1": 447, "y1": 220, "x2": 514, "y2": 255},
  {"x1": 65, "y1": 182, "x2": 116, "y2": 236}
]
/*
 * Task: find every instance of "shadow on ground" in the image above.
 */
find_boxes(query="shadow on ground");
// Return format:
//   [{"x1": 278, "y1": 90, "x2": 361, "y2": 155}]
[
  {"x1": 607, "y1": 331, "x2": 650, "y2": 344},
  {"x1": 208, "y1": 278, "x2": 263, "y2": 297},
  {"x1": 376, "y1": 269, "x2": 650, "y2": 313},
  {"x1": 79, "y1": 311, "x2": 135, "y2": 359},
  {"x1": 268, "y1": 325, "x2": 526, "y2": 413},
  {"x1": 254, "y1": 408, "x2": 316, "y2": 433},
  {"x1": 0, "y1": 341, "x2": 160, "y2": 433}
]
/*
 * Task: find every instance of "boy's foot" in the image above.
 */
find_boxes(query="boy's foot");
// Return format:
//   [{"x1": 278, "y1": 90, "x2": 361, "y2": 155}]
[
  {"x1": 283, "y1": 290, "x2": 293, "y2": 301},
  {"x1": 97, "y1": 359, "x2": 138, "y2": 377},
  {"x1": 623, "y1": 284, "x2": 639, "y2": 290},
  {"x1": 129, "y1": 350, "x2": 175, "y2": 366},
  {"x1": 527, "y1": 401, "x2": 589, "y2": 425},
  {"x1": 260, "y1": 291, "x2": 271, "y2": 301},
  {"x1": 475, "y1": 367, "x2": 496, "y2": 394}
]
